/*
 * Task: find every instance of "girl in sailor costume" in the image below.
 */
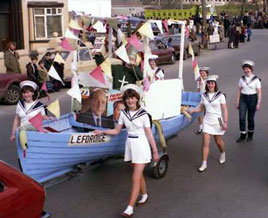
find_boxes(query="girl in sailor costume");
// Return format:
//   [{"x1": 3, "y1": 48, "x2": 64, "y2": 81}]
[
  {"x1": 10, "y1": 80, "x2": 48, "y2": 141},
  {"x1": 236, "y1": 60, "x2": 261, "y2": 142},
  {"x1": 94, "y1": 84, "x2": 159, "y2": 217},
  {"x1": 149, "y1": 58, "x2": 165, "y2": 82},
  {"x1": 196, "y1": 67, "x2": 209, "y2": 134},
  {"x1": 190, "y1": 75, "x2": 228, "y2": 172}
]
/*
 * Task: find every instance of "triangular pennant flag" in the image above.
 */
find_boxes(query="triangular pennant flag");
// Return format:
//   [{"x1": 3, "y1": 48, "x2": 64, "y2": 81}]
[
  {"x1": 48, "y1": 65, "x2": 64, "y2": 85},
  {"x1": 188, "y1": 43, "x2": 194, "y2": 58},
  {"x1": 194, "y1": 64, "x2": 200, "y2": 80},
  {"x1": 162, "y1": 20, "x2": 169, "y2": 35},
  {"x1": 138, "y1": 22, "x2": 154, "y2": 40},
  {"x1": 115, "y1": 44, "x2": 130, "y2": 64},
  {"x1": 69, "y1": 19, "x2": 83, "y2": 31},
  {"x1": 81, "y1": 16, "x2": 92, "y2": 26},
  {"x1": 65, "y1": 28, "x2": 79, "y2": 40},
  {"x1": 61, "y1": 38, "x2": 75, "y2": 51},
  {"x1": 100, "y1": 58, "x2": 112, "y2": 79},
  {"x1": 67, "y1": 78, "x2": 82, "y2": 103},
  {"x1": 128, "y1": 34, "x2": 143, "y2": 51},
  {"x1": 90, "y1": 66, "x2": 106, "y2": 85},
  {"x1": 106, "y1": 18, "x2": 118, "y2": 30},
  {"x1": 41, "y1": 81, "x2": 47, "y2": 91},
  {"x1": 92, "y1": 20, "x2": 106, "y2": 33},
  {"x1": 29, "y1": 112, "x2": 44, "y2": 132},
  {"x1": 155, "y1": 20, "x2": 164, "y2": 34},
  {"x1": 47, "y1": 99, "x2": 60, "y2": 119},
  {"x1": 54, "y1": 53, "x2": 65, "y2": 64},
  {"x1": 192, "y1": 60, "x2": 198, "y2": 70}
]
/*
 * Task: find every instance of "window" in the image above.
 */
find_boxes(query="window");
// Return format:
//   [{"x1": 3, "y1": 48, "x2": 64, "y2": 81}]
[{"x1": 33, "y1": 7, "x2": 63, "y2": 40}]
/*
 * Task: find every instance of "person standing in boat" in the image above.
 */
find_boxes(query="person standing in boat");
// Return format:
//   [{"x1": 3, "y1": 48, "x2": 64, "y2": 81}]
[
  {"x1": 10, "y1": 81, "x2": 49, "y2": 141},
  {"x1": 196, "y1": 67, "x2": 209, "y2": 134},
  {"x1": 189, "y1": 75, "x2": 228, "y2": 172},
  {"x1": 94, "y1": 84, "x2": 159, "y2": 217},
  {"x1": 235, "y1": 60, "x2": 261, "y2": 143},
  {"x1": 148, "y1": 58, "x2": 165, "y2": 82}
]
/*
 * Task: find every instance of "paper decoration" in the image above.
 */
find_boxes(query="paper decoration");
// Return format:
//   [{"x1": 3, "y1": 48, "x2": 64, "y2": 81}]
[
  {"x1": 138, "y1": 22, "x2": 154, "y2": 40},
  {"x1": 155, "y1": 20, "x2": 163, "y2": 34},
  {"x1": 106, "y1": 18, "x2": 118, "y2": 30},
  {"x1": 67, "y1": 77, "x2": 82, "y2": 103},
  {"x1": 100, "y1": 58, "x2": 112, "y2": 78},
  {"x1": 90, "y1": 66, "x2": 106, "y2": 85},
  {"x1": 92, "y1": 20, "x2": 106, "y2": 33},
  {"x1": 69, "y1": 19, "x2": 83, "y2": 31},
  {"x1": 61, "y1": 38, "x2": 75, "y2": 51},
  {"x1": 143, "y1": 76, "x2": 150, "y2": 92},
  {"x1": 29, "y1": 112, "x2": 44, "y2": 132},
  {"x1": 54, "y1": 53, "x2": 65, "y2": 64},
  {"x1": 65, "y1": 28, "x2": 79, "y2": 40},
  {"x1": 188, "y1": 43, "x2": 194, "y2": 57},
  {"x1": 162, "y1": 20, "x2": 169, "y2": 35},
  {"x1": 81, "y1": 16, "x2": 92, "y2": 26},
  {"x1": 128, "y1": 34, "x2": 143, "y2": 51},
  {"x1": 192, "y1": 60, "x2": 198, "y2": 70},
  {"x1": 48, "y1": 65, "x2": 64, "y2": 85},
  {"x1": 47, "y1": 99, "x2": 60, "y2": 119},
  {"x1": 41, "y1": 82, "x2": 47, "y2": 91},
  {"x1": 115, "y1": 44, "x2": 130, "y2": 64},
  {"x1": 194, "y1": 64, "x2": 200, "y2": 80}
]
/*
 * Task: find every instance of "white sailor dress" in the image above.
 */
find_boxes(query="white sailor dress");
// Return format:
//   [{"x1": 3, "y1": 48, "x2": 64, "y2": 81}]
[
  {"x1": 16, "y1": 100, "x2": 46, "y2": 126},
  {"x1": 118, "y1": 108, "x2": 152, "y2": 164},
  {"x1": 201, "y1": 91, "x2": 226, "y2": 135}
]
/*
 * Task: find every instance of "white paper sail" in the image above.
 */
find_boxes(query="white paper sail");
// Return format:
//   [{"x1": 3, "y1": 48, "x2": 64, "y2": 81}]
[
  {"x1": 67, "y1": 77, "x2": 82, "y2": 103},
  {"x1": 92, "y1": 20, "x2": 106, "y2": 33},
  {"x1": 114, "y1": 44, "x2": 130, "y2": 64},
  {"x1": 48, "y1": 65, "x2": 64, "y2": 85}
]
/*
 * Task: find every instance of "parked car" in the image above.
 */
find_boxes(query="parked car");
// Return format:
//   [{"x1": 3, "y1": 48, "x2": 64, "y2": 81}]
[
  {"x1": 39, "y1": 46, "x2": 122, "y2": 84},
  {"x1": 0, "y1": 161, "x2": 50, "y2": 218},
  {"x1": 0, "y1": 73, "x2": 27, "y2": 105},
  {"x1": 149, "y1": 39, "x2": 176, "y2": 65},
  {"x1": 157, "y1": 34, "x2": 201, "y2": 60}
]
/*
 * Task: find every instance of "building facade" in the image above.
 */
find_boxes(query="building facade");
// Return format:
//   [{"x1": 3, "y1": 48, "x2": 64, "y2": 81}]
[{"x1": 0, "y1": 0, "x2": 69, "y2": 74}]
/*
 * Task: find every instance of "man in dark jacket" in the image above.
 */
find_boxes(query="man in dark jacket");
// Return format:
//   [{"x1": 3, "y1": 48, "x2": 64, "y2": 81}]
[{"x1": 4, "y1": 41, "x2": 21, "y2": 73}]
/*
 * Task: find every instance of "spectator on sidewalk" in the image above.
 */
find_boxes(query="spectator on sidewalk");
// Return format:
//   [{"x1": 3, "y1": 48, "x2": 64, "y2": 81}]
[{"x1": 4, "y1": 41, "x2": 21, "y2": 74}]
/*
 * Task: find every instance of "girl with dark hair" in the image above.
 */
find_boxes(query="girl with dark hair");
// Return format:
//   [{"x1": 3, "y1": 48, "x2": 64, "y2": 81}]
[
  {"x1": 94, "y1": 84, "x2": 159, "y2": 217},
  {"x1": 236, "y1": 60, "x2": 261, "y2": 142},
  {"x1": 190, "y1": 75, "x2": 228, "y2": 172},
  {"x1": 10, "y1": 80, "x2": 48, "y2": 141}
]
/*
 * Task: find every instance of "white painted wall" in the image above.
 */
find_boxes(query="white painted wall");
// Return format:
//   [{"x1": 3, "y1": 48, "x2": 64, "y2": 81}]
[{"x1": 68, "y1": 0, "x2": 111, "y2": 17}]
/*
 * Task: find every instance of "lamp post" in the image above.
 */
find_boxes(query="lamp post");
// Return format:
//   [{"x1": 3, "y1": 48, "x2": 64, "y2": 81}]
[{"x1": 201, "y1": 0, "x2": 207, "y2": 49}]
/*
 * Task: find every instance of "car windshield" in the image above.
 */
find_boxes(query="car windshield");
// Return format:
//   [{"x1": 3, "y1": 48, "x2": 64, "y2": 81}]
[{"x1": 79, "y1": 49, "x2": 92, "y2": 61}]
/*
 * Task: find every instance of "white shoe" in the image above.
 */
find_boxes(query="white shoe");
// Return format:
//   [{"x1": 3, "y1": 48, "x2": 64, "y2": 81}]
[
  {"x1": 219, "y1": 152, "x2": 226, "y2": 164},
  {"x1": 198, "y1": 162, "x2": 207, "y2": 172}
]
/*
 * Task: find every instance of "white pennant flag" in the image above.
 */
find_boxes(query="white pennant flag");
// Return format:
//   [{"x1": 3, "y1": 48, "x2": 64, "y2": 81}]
[
  {"x1": 67, "y1": 77, "x2": 81, "y2": 103},
  {"x1": 48, "y1": 65, "x2": 64, "y2": 85},
  {"x1": 138, "y1": 22, "x2": 154, "y2": 40},
  {"x1": 65, "y1": 28, "x2": 79, "y2": 40},
  {"x1": 155, "y1": 20, "x2": 163, "y2": 34},
  {"x1": 92, "y1": 20, "x2": 106, "y2": 33},
  {"x1": 115, "y1": 44, "x2": 130, "y2": 64}
]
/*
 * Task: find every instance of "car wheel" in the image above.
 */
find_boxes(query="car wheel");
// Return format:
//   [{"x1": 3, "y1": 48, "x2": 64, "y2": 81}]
[
  {"x1": 4, "y1": 85, "x2": 21, "y2": 105},
  {"x1": 170, "y1": 53, "x2": 176, "y2": 64},
  {"x1": 195, "y1": 47, "x2": 201, "y2": 56}
]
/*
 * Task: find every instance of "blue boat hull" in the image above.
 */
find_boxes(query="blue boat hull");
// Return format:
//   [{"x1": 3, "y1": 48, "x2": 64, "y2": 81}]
[{"x1": 16, "y1": 91, "x2": 201, "y2": 183}]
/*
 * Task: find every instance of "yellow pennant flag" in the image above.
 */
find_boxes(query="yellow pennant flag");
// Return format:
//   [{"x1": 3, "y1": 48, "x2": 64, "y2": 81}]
[
  {"x1": 100, "y1": 58, "x2": 112, "y2": 78},
  {"x1": 69, "y1": 19, "x2": 83, "y2": 31},
  {"x1": 194, "y1": 64, "x2": 200, "y2": 81},
  {"x1": 188, "y1": 43, "x2": 194, "y2": 57},
  {"x1": 138, "y1": 22, "x2": 154, "y2": 40},
  {"x1": 54, "y1": 53, "x2": 65, "y2": 64},
  {"x1": 47, "y1": 99, "x2": 60, "y2": 119}
]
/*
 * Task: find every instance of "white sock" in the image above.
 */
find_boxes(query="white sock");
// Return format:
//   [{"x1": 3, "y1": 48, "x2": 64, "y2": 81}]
[
  {"x1": 138, "y1": 193, "x2": 148, "y2": 203},
  {"x1": 123, "y1": 205, "x2": 133, "y2": 215},
  {"x1": 199, "y1": 125, "x2": 203, "y2": 130},
  {"x1": 219, "y1": 152, "x2": 226, "y2": 164}
]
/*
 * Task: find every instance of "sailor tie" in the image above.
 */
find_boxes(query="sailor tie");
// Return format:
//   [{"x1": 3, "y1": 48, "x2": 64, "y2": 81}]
[{"x1": 96, "y1": 117, "x2": 101, "y2": 127}]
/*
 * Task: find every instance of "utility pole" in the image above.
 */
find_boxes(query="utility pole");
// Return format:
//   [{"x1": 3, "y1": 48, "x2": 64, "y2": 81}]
[{"x1": 201, "y1": 0, "x2": 207, "y2": 49}]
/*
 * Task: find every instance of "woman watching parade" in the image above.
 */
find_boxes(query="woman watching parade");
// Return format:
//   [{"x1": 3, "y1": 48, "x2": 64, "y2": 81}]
[
  {"x1": 236, "y1": 60, "x2": 261, "y2": 142},
  {"x1": 190, "y1": 75, "x2": 228, "y2": 172},
  {"x1": 94, "y1": 84, "x2": 159, "y2": 217}
]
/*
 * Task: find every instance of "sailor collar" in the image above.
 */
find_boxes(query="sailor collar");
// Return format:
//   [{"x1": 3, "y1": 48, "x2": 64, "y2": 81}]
[
  {"x1": 203, "y1": 91, "x2": 223, "y2": 103},
  {"x1": 122, "y1": 107, "x2": 148, "y2": 122},
  {"x1": 241, "y1": 75, "x2": 259, "y2": 85},
  {"x1": 19, "y1": 100, "x2": 44, "y2": 115}
]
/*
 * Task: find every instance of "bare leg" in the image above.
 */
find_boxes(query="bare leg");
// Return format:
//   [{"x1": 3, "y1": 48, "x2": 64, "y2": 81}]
[
  {"x1": 140, "y1": 174, "x2": 146, "y2": 195},
  {"x1": 128, "y1": 164, "x2": 146, "y2": 207},
  {"x1": 214, "y1": 135, "x2": 225, "y2": 153},
  {"x1": 202, "y1": 133, "x2": 211, "y2": 161}
]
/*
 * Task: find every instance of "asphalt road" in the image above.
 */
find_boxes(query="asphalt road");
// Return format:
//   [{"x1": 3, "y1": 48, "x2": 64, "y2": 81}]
[{"x1": 1, "y1": 30, "x2": 268, "y2": 218}]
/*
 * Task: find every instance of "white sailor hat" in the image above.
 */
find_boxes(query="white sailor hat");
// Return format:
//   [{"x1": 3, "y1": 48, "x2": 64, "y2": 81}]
[
  {"x1": 120, "y1": 84, "x2": 142, "y2": 95},
  {"x1": 242, "y1": 60, "x2": 254, "y2": 68},
  {"x1": 19, "y1": 80, "x2": 38, "y2": 90},
  {"x1": 199, "y1": 67, "x2": 210, "y2": 72},
  {"x1": 206, "y1": 75, "x2": 218, "y2": 82}
]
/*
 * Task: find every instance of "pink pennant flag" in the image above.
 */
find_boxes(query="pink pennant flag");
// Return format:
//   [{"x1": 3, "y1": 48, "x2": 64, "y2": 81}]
[
  {"x1": 143, "y1": 76, "x2": 150, "y2": 92},
  {"x1": 162, "y1": 20, "x2": 169, "y2": 35},
  {"x1": 128, "y1": 34, "x2": 143, "y2": 51},
  {"x1": 29, "y1": 112, "x2": 44, "y2": 132},
  {"x1": 90, "y1": 66, "x2": 106, "y2": 85},
  {"x1": 192, "y1": 60, "x2": 198, "y2": 70},
  {"x1": 61, "y1": 38, "x2": 74, "y2": 51},
  {"x1": 41, "y1": 82, "x2": 47, "y2": 91}
]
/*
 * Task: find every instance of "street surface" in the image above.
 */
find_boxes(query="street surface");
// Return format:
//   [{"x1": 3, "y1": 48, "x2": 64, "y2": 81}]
[{"x1": 1, "y1": 30, "x2": 268, "y2": 218}]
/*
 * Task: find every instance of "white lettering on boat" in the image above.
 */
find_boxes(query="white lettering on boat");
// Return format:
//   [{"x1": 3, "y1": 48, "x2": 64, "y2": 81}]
[{"x1": 68, "y1": 133, "x2": 111, "y2": 146}]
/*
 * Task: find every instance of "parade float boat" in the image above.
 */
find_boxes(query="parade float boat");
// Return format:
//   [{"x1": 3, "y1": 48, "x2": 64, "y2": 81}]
[{"x1": 16, "y1": 91, "x2": 201, "y2": 183}]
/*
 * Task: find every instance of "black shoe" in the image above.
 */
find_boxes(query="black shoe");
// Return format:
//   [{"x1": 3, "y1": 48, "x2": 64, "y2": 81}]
[
  {"x1": 236, "y1": 133, "x2": 247, "y2": 143},
  {"x1": 247, "y1": 132, "x2": 254, "y2": 142}
]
